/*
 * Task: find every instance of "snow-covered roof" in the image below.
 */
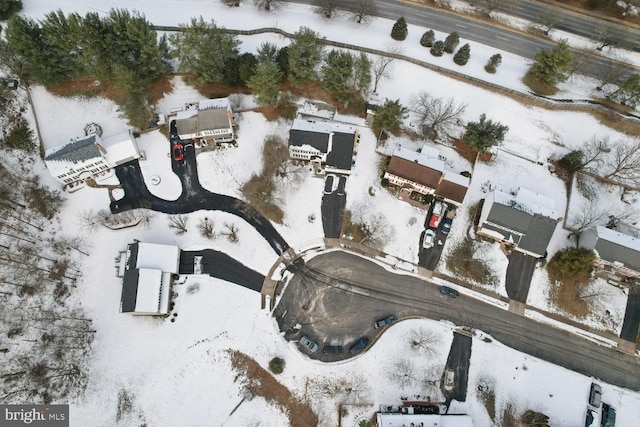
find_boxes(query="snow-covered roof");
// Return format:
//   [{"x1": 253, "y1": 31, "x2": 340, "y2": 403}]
[
  {"x1": 175, "y1": 109, "x2": 198, "y2": 120},
  {"x1": 134, "y1": 242, "x2": 180, "y2": 274},
  {"x1": 585, "y1": 226, "x2": 640, "y2": 271},
  {"x1": 493, "y1": 187, "x2": 557, "y2": 218},
  {"x1": 199, "y1": 97, "x2": 229, "y2": 110},
  {"x1": 442, "y1": 170, "x2": 470, "y2": 187},
  {"x1": 290, "y1": 118, "x2": 356, "y2": 135},
  {"x1": 377, "y1": 413, "x2": 474, "y2": 427},
  {"x1": 101, "y1": 130, "x2": 140, "y2": 165},
  {"x1": 393, "y1": 146, "x2": 445, "y2": 172},
  {"x1": 44, "y1": 134, "x2": 101, "y2": 163},
  {"x1": 134, "y1": 268, "x2": 163, "y2": 313}
]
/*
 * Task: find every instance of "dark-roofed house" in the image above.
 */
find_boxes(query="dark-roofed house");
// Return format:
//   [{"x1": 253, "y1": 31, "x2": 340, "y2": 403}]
[
  {"x1": 288, "y1": 119, "x2": 359, "y2": 175},
  {"x1": 579, "y1": 225, "x2": 640, "y2": 279},
  {"x1": 383, "y1": 145, "x2": 469, "y2": 206},
  {"x1": 118, "y1": 242, "x2": 180, "y2": 316},
  {"x1": 44, "y1": 130, "x2": 142, "y2": 191},
  {"x1": 477, "y1": 187, "x2": 560, "y2": 258},
  {"x1": 174, "y1": 98, "x2": 236, "y2": 146}
]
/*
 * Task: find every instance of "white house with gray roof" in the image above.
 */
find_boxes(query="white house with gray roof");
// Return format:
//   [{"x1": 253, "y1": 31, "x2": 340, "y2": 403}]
[
  {"x1": 174, "y1": 98, "x2": 235, "y2": 146},
  {"x1": 288, "y1": 118, "x2": 359, "y2": 175},
  {"x1": 44, "y1": 130, "x2": 142, "y2": 191},
  {"x1": 477, "y1": 187, "x2": 560, "y2": 258},
  {"x1": 579, "y1": 225, "x2": 640, "y2": 279}
]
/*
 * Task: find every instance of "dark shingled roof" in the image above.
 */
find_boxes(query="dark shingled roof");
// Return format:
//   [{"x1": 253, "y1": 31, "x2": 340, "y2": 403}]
[
  {"x1": 486, "y1": 203, "x2": 532, "y2": 234},
  {"x1": 120, "y1": 243, "x2": 140, "y2": 313},
  {"x1": 386, "y1": 156, "x2": 442, "y2": 189},
  {"x1": 326, "y1": 132, "x2": 355, "y2": 171},
  {"x1": 519, "y1": 214, "x2": 558, "y2": 256},
  {"x1": 436, "y1": 179, "x2": 468, "y2": 204},
  {"x1": 594, "y1": 235, "x2": 640, "y2": 271},
  {"x1": 44, "y1": 135, "x2": 100, "y2": 163},
  {"x1": 288, "y1": 129, "x2": 329, "y2": 153}
]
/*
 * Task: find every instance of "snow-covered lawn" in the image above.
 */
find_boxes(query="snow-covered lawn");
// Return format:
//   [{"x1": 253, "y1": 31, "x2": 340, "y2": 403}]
[{"x1": 19, "y1": 1, "x2": 640, "y2": 426}]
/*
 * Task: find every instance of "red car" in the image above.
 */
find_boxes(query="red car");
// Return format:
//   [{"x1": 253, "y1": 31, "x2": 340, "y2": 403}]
[{"x1": 172, "y1": 144, "x2": 183, "y2": 161}]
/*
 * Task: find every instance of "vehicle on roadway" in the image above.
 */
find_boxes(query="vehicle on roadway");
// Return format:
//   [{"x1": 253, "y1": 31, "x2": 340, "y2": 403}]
[
  {"x1": 300, "y1": 335, "x2": 319, "y2": 353},
  {"x1": 172, "y1": 143, "x2": 183, "y2": 161},
  {"x1": 322, "y1": 345, "x2": 343, "y2": 355},
  {"x1": 349, "y1": 336, "x2": 369, "y2": 354},
  {"x1": 374, "y1": 315, "x2": 396, "y2": 329},
  {"x1": 423, "y1": 229, "x2": 436, "y2": 249},
  {"x1": 440, "y1": 285, "x2": 459, "y2": 298},
  {"x1": 429, "y1": 202, "x2": 446, "y2": 228}
]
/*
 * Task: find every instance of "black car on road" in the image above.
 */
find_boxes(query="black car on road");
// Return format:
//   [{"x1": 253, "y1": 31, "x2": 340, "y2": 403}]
[
  {"x1": 349, "y1": 336, "x2": 370, "y2": 354},
  {"x1": 374, "y1": 315, "x2": 396, "y2": 329},
  {"x1": 323, "y1": 345, "x2": 343, "y2": 355},
  {"x1": 440, "y1": 286, "x2": 459, "y2": 298}
]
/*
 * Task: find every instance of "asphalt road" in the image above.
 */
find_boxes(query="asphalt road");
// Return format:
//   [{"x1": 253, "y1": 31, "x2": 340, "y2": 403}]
[
  {"x1": 110, "y1": 141, "x2": 289, "y2": 255},
  {"x1": 179, "y1": 250, "x2": 265, "y2": 291},
  {"x1": 504, "y1": 250, "x2": 537, "y2": 303},
  {"x1": 288, "y1": 0, "x2": 638, "y2": 83},
  {"x1": 274, "y1": 250, "x2": 640, "y2": 390}
]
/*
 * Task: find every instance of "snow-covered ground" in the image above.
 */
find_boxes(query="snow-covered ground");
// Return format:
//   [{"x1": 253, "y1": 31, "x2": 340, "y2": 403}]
[{"x1": 17, "y1": 1, "x2": 640, "y2": 426}]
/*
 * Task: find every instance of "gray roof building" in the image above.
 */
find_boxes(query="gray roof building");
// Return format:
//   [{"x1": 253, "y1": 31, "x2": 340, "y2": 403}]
[
  {"x1": 44, "y1": 135, "x2": 100, "y2": 163},
  {"x1": 580, "y1": 225, "x2": 640, "y2": 275}
]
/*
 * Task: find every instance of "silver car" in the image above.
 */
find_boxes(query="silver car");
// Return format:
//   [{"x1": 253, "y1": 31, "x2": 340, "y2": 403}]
[{"x1": 299, "y1": 335, "x2": 319, "y2": 353}]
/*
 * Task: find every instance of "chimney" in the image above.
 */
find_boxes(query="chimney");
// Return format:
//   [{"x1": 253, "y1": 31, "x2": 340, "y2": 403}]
[{"x1": 95, "y1": 143, "x2": 107, "y2": 155}]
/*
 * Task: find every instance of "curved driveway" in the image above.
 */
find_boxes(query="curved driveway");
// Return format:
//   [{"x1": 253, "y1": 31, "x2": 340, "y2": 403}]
[
  {"x1": 111, "y1": 143, "x2": 289, "y2": 255},
  {"x1": 274, "y1": 250, "x2": 640, "y2": 391}
]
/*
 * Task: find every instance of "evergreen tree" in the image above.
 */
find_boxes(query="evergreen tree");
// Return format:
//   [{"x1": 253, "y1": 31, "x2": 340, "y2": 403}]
[
  {"x1": 453, "y1": 43, "x2": 471, "y2": 66},
  {"x1": 276, "y1": 46, "x2": 290, "y2": 77},
  {"x1": 248, "y1": 42, "x2": 282, "y2": 106},
  {"x1": 391, "y1": 17, "x2": 408, "y2": 41},
  {"x1": 530, "y1": 39, "x2": 575, "y2": 87},
  {"x1": 287, "y1": 26, "x2": 324, "y2": 86},
  {"x1": 352, "y1": 52, "x2": 372, "y2": 96},
  {"x1": 373, "y1": 99, "x2": 408, "y2": 134},
  {"x1": 484, "y1": 53, "x2": 502, "y2": 73},
  {"x1": 0, "y1": 0, "x2": 22, "y2": 20},
  {"x1": 462, "y1": 114, "x2": 509, "y2": 153},
  {"x1": 224, "y1": 52, "x2": 257, "y2": 86},
  {"x1": 321, "y1": 50, "x2": 354, "y2": 105},
  {"x1": 248, "y1": 61, "x2": 282, "y2": 106},
  {"x1": 170, "y1": 17, "x2": 241, "y2": 85},
  {"x1": 444, "y1": 32, "x2": 460, "y2": 54},
  {"x1": 420, "y1": 30, "x2": 435, "y2": 47},
  {"x1": 430, "y1": 40, "x2": 444, "y2": 57},
  {"x1": 607, "y1": 73, "x2": 640, "y2": 107}
]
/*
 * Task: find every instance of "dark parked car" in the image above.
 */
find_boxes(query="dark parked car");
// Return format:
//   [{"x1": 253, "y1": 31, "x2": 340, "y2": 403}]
[
  {"x1": 170, "y1": 120, "x2": 178, "y2": 140},
  {"x1": 172, "y1": 143, "x2": 183, "y2": 161},
  {"x1": 374, "y1": 315, "x2": 397, "y2": 329},
  {"x1": 601, "y1": 403, "x2": 616, "y2": 427},
  {"x1": 589, "y1": 383, "x2": 602, "y2": 408},
  {"x1": 440, "y1": 285, "x2": 459, "y2": 298},
  {"x1": 337, "y1": 175, "x2": 347, "y2": 195},
  {"x1": 322, "y1": 345, "x2": 343, "y2": 355},
  {"x1": 299, "y1": 335, "x2": 319, "y2": 353},
  {"x1": 441, "y1": 217, "x2": 453, "y2": 234},
  {"x1": 349, "y1": 337, "x2": 370, "y2": 354},
  {"x1": 324, "y1": 175, "x2": 334, "y2": 194}
]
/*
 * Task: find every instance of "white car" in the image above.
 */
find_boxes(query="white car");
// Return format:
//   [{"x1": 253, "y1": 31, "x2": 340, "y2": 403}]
[
  {"x1": 299, "y1": 335, "x2": 319, "y2": 353},
  {"x1": 423, "y1": 229, "x2": 436, "y2": 249}
]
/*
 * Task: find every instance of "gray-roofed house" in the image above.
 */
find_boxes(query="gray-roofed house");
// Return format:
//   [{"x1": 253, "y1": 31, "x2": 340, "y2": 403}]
[
  {"x1": 174, "y1": 98, "x2": 236, "y2": 146},
  {"x1": 44, "y1": 130, "x2": 142, "y2": 191},
  {"x1": 288, "y1": 119, "x2": 359, "y2": 175},
  {"x1": 118, "y1": 242, "x2": 180, "y2": 316},
  {"x1": 579, "y1": 225, "x2": 640, "y2": 279},
  {"x1": 383, "y1": 145, "x2": 470, "y2": 206},
  {"x1": 477, "y1": 187, "x2": 560, "y2": 258}
]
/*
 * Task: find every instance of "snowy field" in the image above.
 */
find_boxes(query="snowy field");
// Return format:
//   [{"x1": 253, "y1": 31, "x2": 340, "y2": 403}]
[{"x1": 17, "y1": 0, "x2": 640, "y2": 426}]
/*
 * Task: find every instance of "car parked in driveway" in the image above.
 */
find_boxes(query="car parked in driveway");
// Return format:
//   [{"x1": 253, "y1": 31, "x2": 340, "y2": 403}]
[
  {"x1": 300, "y1": 335, "x2": 319, "y2": 353},
  {"x1": 322, "y1": 345, "x2": 343, "y2": 355},
  {"x1": 429, "y1": 202, "x2": 446, "y2": 228},
  {"x1": 588, "y1": 383, "x2": 602, "y2": 408},
  {"x1": 172, "y1": 143, "x2": 183, "y2": 161},
  {"x1": 349, "y1": 337, "x2": 370, "y2": 354},
  {"x1": 423, "y1": 229, "x2": 436, "y2": 249},
  {"x1": 441, "y1": 217, "x2": 453, "y2": 234},
  {"x1": 374, "y1": 315, "x2": 396, "y2": 329},
  {"x1": 440, "y1": 285, "x2": 459, "y2": 297},
  {"x1": 337, "y1": 175, "x2": 347, "y2": 195},
  {"x1": 324, "y1": 175, "x2": 334, "y2": 194}
]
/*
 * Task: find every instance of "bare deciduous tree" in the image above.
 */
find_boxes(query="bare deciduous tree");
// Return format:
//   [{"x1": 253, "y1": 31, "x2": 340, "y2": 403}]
[
  {"x1": 347, "y1": 0, "x2": 378, "y2": 24},
  {"x1": 313, "y1": 0, "x2": 341, "y2": 19},
  {"x1": 253, "y1": 0, "x2": 283, "y2": 11},
  {"x1": 595, "y1": 24, "x2": 629, "y2": 51},
  {"x1": 388, "y1": 359, "x2": 417, "y2": 389},
  {"x1": 198, "y1": 217, "x2": 216, "y2": 239},
  {"x1": 476, "y1": 0, "x2": 503, "y2": 16},
  {"x1": 536, "y1": 10, "x2": 562, "y2": 36},
  {"x1": 78, "y1": 210, "x2": 100, "y2": 231},
  {"x1": 411, "y1": 91, "x2": 467, "y2": 140},
  {"x1": 372, "y1": 47, "x2": 401, "y2": 93},
  {"x1": 168, "y1": 214, "x2": 189, "y2": 235},
  {"x1": 222, "y1": 222, "x2": 240, "y2": 243},
  {"x1": 581, "y1": 135, "x2": 611, "y2": 170},
  {"x1": 604, "y1": 138, "x2": 640, "y2": 183},
  {"x1": 407, "y1": 327, "x2": 442, "y2": 356},
  {"x1": 594, "y1": 55, "x2": 631, "y2": 91},
  {"x1": 220, "y1": 0, "x2": 241, "y2": 6}
]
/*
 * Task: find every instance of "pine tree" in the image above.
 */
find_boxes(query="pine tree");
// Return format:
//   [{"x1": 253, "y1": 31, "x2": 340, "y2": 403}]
[
  {"x1": 484, "y1": 53, "x2": 502, "y2": 73},
  {"x1": 430, "y1": 40, "x2": 444, "y2": 57},
  {"x1": 0, "y1": 0, "x2": 22, "y2": 20},
  {"x1": 444, "y1": 32, "x2": 460, "y2": 54},
  {"x1": 287, "y1": 26, "x2": 324, "y2": 86},
  {"x1": 530, "y1": 39, "x2": 575, "y2": 87},
  {"x1": 248, "y1": 62, "x2": 282, "y2": 106},
  {"x1": 170, "y1": 17, "x2": 240, "y2": 85},
  {"x1": 321, "y1": 49, "x2": 354, "y2": 104},
  {"x1": 352, "y1": 52, "x2": 372, "y2": 96},
  {"x1": 462, "y1": 114, "x2": 509, "y2": 153},
  {"x1": 453, "y1": 43, "x2": 471, "y2": 66},
  {"x1": 607, "y1": 73, "x2": 640, "y2": 107},
  {"x1": 373, "y1": 99, "x2": 408, "y2": 134},
  {"x1": 391, "y1": 17, "x2": 408, "y2": 41},
  {"x1": 420, "y1": 30, "x2": 435, "y2": 47}
]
